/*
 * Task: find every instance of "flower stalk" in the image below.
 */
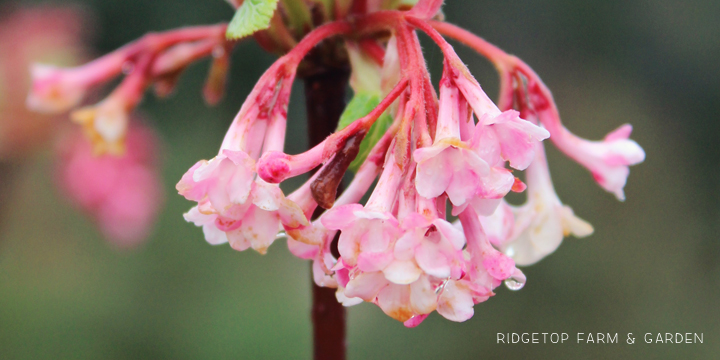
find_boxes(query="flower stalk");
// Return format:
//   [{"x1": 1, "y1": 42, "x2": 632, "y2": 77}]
[{"x1": 304, "y1": 65, "x2": 350, "y2": 360}]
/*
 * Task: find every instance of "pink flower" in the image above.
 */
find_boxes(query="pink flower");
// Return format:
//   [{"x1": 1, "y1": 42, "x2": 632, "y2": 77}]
[
  {"x1": 484, "y1": 143, "x2": 594, "y2": 266},
  {"x1": 414, "y1": 63, "x2": 548, "y2": 215},
  {"x1": 26, "y1": 22, "x2": 227, "y2": 155},
  {"x1": 563, "y1": 124, "x2": 645, "y2": 200},
  {"x1": 392, "y1": 214, "x2": 465, "y2": 281},
  {"x1": 454, "y1": 74, "x2": 550, "y2": 171},
  {"x1": 56, "y1": 121, "x2": 164, "y2": 248},
  {"x1": 180, "y1": 166, "x2": 308, "y2": 253},
  {"x1": 323, "y1": 204, "x2": 401, "y2": 271},
  {"x1": 459, "y1": 207, "x2": 520, "y2": 294},
  {"x1": 178, "y1": 62, "x2": 310, "y2": 254},
  {"x1": 433, "y1": 207, "x2": 525, "y2": 322},
  {"x1": 178, "y1": 150, "x2": 256, "y2": 216},
  {"x1": 26, "y1": 64, "x2": 90, "y2": 114},
  {"x1": 70, "y1": 94, "x2": 132, "y2": 155},
  {"x1": 0, "y1": 6, "x2": 88, "y2": 158},
  {"x1": 341, "y1": 268, "x2": 439, "y2": 323},
  {"x1": 522, "y1": 75, "x2": 645, "y2": 200},
  {"x1": 414, "y1": 74, "x2": 490, "y2": 206}
]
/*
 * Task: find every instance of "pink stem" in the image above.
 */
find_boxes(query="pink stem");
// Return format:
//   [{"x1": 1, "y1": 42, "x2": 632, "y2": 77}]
[
  {"x1": 59, "y1": 24, "x2": 228, "y2": 90},
  {"x1": 407, "y1": 0, "x2": 444, "y2": 19}
]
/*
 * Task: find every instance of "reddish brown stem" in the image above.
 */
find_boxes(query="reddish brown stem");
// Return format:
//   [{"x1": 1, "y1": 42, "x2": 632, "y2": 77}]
[{"x1": 304, "y1": 66, "x2": 349, "y2": 360}]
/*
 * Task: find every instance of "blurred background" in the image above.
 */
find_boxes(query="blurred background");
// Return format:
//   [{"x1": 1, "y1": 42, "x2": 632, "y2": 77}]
[{"x1": 0, "y1": 0, "x2": 718, "y2": 359}]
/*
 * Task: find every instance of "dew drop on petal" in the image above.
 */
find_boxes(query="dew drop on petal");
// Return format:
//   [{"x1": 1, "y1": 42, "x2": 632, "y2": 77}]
[
  {"x1": 505, "y1": 246, "x2": 515, "y2": 257},
  {"x1": 504, "y1": 276, "x2": 525, "y2": 291},
  {"x1": 275, "y1": 230, "x2": 287, "y2": 240}
]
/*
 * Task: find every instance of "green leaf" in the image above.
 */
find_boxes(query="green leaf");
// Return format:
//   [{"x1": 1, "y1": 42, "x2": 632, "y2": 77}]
[
  {"x1": 350, "y1": 111, "x2": 393, "y2": 173},
  {"x1": 336, "y1": 93, "x2": 393, "y2": 173},
  {"x1": 226, "y1": 0, "x2": 280, "y2": 40}
]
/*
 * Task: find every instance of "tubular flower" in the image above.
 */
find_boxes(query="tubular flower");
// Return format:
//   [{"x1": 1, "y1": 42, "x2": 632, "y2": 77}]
[
  {"x1": 27, "y1": 24, "x2": 230, "y2": 154},
  {"x1": 177, "y1": 59, "x2": 311, "y2": 254},
  {"x1": 514, "y1": 74, "x2": 645, "y2": 201},
  {"x1": 29, "y1": 0, "x2": 646, "y2": 327},
  {"x1": 472, "y1": 143, "x2": 594, "y2": 266}
]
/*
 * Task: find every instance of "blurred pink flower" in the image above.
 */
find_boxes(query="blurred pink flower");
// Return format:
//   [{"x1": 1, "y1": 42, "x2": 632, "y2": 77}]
[
  {"x1": 0, "y1": 5, "x2": 88, "y2": 159},
  {"x1": 55, "y1": 120, "x2": 164, "y2": 248}
]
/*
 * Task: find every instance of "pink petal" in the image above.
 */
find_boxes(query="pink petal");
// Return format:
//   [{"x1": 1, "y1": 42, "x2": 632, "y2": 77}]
[
  {"x1": 415, "y1": 149, "x2": 453, "y2": 199},
  {"x1": 403, "y1": 314, "x2": 429, "y2": 328},
  {"x1": 393, "y1": 229, "x2": 423, "y2": 261},
  {"x1": 415, "y1": 239, "x2": 451, "y2": 279},
  {"x1": 409, "y1": 275, "x2": 438, "y2": 315},
  {"x1": 437, "y1": 280, "x2": 475, "y2": 322},
  {"x1": 383, "y1": 260, "x2": 423, "y2": 285},
  {"x1": 357, "y1": 251, "x2": 394, "y2": 272},
  {"x1": 433, "y1": 219, "x2": 466, "y2": 250},
  {"x1": 492, "y1": 111, "x2": 549, "y2": 170},
  {"x1": 239, "y1": 206, "x2": 281, "y2": 254},
  {"x1": 287, "y1": 238, "x2": 318, "y2": 259},
  {"x1": 345, "y1": 271, "x2": 388, "y2": 301},
  {"x1": 176, "y1": 161, "x2": 208, "y2": 201},
  {"x1": 377, "y1": 284, "x2": 414, "y2": 322},
  {"x1": 321, "y1": 204, "x2": 364, "y2": 230},
  {"x1": 482, "y1": 251, "x2": 516, "y2": 281}
]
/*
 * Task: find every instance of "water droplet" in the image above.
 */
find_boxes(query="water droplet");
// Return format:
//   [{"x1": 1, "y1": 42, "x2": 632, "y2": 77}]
[
  {"x1": 121, "y1": 61, "x2": 135, "y2": 75},
  {"x1": 504, "y1": 277, "x2": 525, "y2": 291},
  {"x1": 505, "y1": 246, "x2": 515, "y2": 257},
  {"x1": 275, "y1": 231, "x2": 287, "y2": 240}
]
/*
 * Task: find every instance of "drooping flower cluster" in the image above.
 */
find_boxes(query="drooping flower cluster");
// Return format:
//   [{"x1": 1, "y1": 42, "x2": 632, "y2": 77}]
[
  {"x1": 26, "y1": 0, "x2": 645, "y2": 325},
  {"x1": 172, "y1": 5, "x2": 643, "y2": 326}
]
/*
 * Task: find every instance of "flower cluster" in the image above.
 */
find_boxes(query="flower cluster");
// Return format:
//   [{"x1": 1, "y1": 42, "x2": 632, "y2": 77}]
[
  {"x1": 173, "y1": 6, "x2": 644, "y2": 326},
  {"x1": 26, "y1": 0, "x2": 645, "y2": 325},
  {"x1": 27, "y1": 23, "x2": 230, "y2": 154}
]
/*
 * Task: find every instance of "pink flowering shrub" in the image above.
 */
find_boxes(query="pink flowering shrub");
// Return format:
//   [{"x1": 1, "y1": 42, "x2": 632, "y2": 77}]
[{"x1": 26, "y1": 0, "x2": 644, "y2": 326}]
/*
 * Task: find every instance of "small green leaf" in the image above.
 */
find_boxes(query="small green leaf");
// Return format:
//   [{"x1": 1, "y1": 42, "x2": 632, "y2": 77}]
[
  {"x1": 337, "y1": 93, "x2": 380, "y2": 131},
  {"x1": 349, "y1": 111, "x2": 392, "y2": 172},
  {"x1": 336, "y1": 93, "x2": 393, "y2": 173},
  {"x1": 226, "y1": 0, "x2": 280, "y2": 40}
]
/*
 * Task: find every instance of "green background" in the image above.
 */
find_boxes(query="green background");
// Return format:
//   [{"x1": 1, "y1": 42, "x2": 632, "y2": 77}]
[{"x1": 1, "y1": 0, "x2": 718, "y2": 359}]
